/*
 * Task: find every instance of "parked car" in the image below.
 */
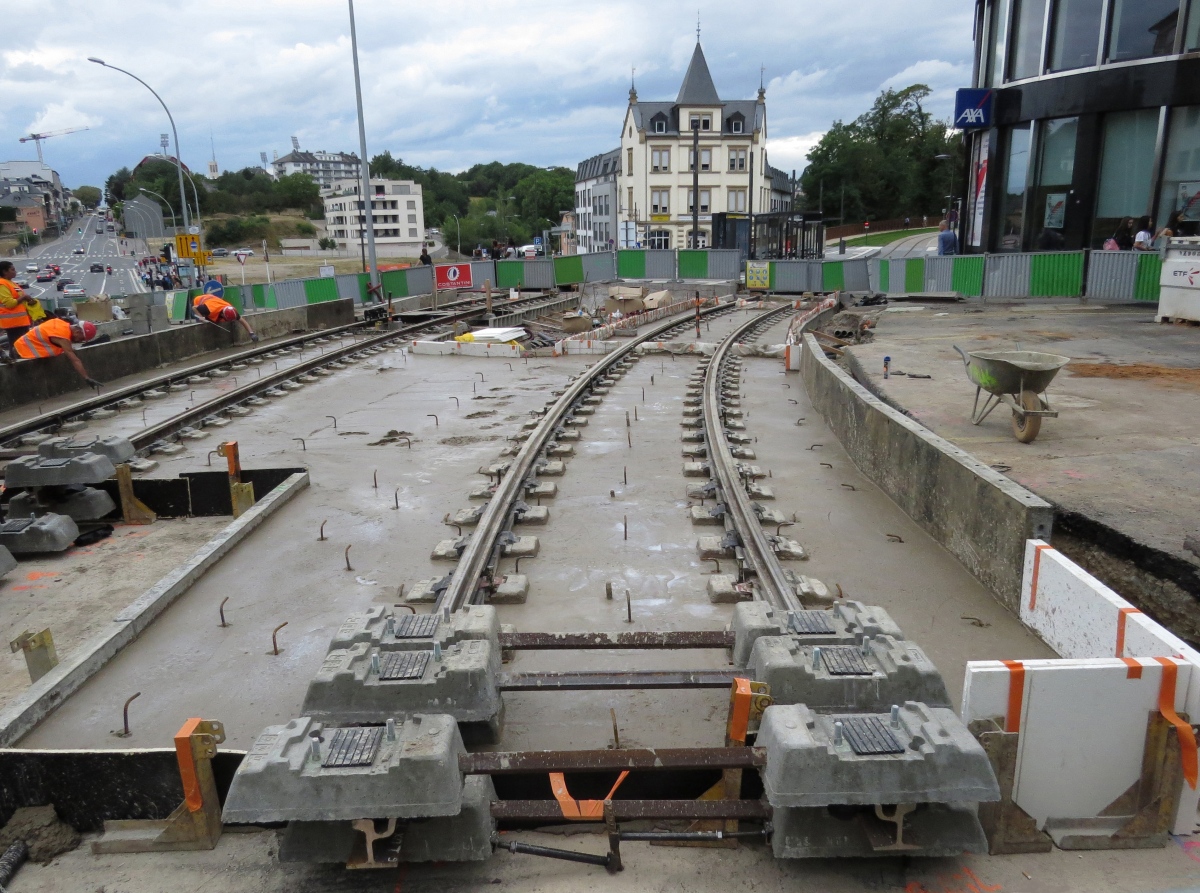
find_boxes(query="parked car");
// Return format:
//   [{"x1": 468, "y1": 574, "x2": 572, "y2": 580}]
[
  {"x1": 233, "y1": 248, "x2": 254, "y2": 255},
  {"x1": 24, "y1": 262, "x2": 38, "y2": 272},
  {"x1": 36, "y1": 270, "x2": 55, "y2": 282},
  {"x1": 56, "y1": 278, "x2": 74, "y2": 292},
  {"x1": 62, "y1": 285, "x2": 87, "y2": 298},
  {"x1": 211, "y1": 248, "x2": 229, "y2": 257},
  {"x1": 89, "y1": 263, "x2": 104, "y2": 273}
]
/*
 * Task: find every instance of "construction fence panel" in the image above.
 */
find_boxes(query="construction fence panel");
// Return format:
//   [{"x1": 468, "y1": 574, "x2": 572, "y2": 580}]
[
  {"x1": 821, "y1": 261, "x2": 845, "y2": 291},
  {"x1": 166, "y1": 290, "x2": 189, "y2": 320},
  {"x1": 645, "y1": 250, "x2": 677, "y2": 280},
  {"x1": 1030, "y1": 251, "x2": 1084, "y2": 297},
  {"x1": 494, "y1": 260, "x2": 524, "y2": 289},
  {"x1": 407, "y1": 265, "x2": 434, "y2": 297},
  {"x1": 770, "y1": 261, "x2": 814, "y2": 294},
  {"x1": 904, "y1": 257, "x2": 925, "y2": 293},
  {"x1": 466, "y1": 262, "x2": 496, "y2": 291},
  {"x1": 842, "y1": 258, "x2": 869, "y2": 291},
  {"x1": 554, "y1": 255, "x2": 585, "y2": 286},
  {"x1": 581, "y1": 251, "x2": 617, "y2": 283},
  {"x1": 707, "y1": 250, "x2": 743, "y2": 281},
  {"x1": 522, "y1": 258, "x2": 556, "y2": 290},
  {"x1": 676, "y1": 250, "x2": 708, "y2": 280},
  {"x1": 303, "y1": 277, "x2": 340, "y2": 304},
  {"x1": 869, "y1": 259, "x2": 889, "y2": 293},
  {"x1": 1134, "y1": 253, "x2": 1162, "y2": 302},
  {"x1": 616, "y1": 250, "x2": 646, "y2": 279},
  {"x1": 924, "y1": 256, "x2": 954, "y2": 292},
  {"x1": 1084, "y1": 250, "x2": 1137, "y2": 302},
  {"x1": 273, "y1": 279, "x2": 309, "y2": 309},
  {"x1": 222, "y1": 285, "x2": 245, "y2": 314},
  {"x1": 335, "y1": 274, "x2": 367, "y2": 303},
  {"x1": 951, "y1": 256, "x2": 986, "y2": 297},
  {"x1": 380, "y1": 269, "x2": 409, "y2": 299},
  {"x1": 983, "y1": 253, "x2": 1032, "y2": 298}
]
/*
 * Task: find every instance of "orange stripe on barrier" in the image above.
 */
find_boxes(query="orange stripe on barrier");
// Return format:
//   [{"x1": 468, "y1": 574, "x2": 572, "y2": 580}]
[
  {"x1": 1116, "y1": 607, "x2": 1143, "y2": 657},
  {"x1": 1001, "y1": 660, "x2": 1025, "y2": 734},
  {"x1": 1028, "y1": 544, "x2": 1053, "y2": 611},
  {"x1": 1123, "y1": 657, "x2": 1144, "y2": 679},
  {"x1": 549, "y1": 770, "x2": 630, "y2": 820},
  {"x1": 1154, "y1": 657, "x2": 1198, "y2": 790},
  {"x1": 174, "y1": 718, "x2": 204, "y2": 812}
]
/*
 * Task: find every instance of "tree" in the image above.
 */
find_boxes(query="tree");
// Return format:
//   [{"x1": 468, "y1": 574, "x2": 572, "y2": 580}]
[
  {"x1": 75, "y1": 185, "x2": 102, "y2": 208},
  {"x1": 799, "y1": 85, "x2": 963, "y2": 222},
  {"x1": 105, "y1": 167, "x2": 133, "y2": 203}
]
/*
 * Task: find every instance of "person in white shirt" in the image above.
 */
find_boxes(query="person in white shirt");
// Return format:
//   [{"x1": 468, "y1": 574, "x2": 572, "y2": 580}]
[{"x1": 1133, "y1": 216, "x2": 1154, "y2": 250}]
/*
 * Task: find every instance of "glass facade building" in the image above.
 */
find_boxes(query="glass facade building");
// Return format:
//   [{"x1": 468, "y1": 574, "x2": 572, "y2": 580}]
[{"x1": 966, "y1": 0, "x2": 1200, "y2": 252}]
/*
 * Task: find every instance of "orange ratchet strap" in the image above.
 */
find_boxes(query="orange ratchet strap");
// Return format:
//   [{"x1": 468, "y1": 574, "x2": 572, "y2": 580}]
[
  {"x1": 549, "y1": 770, "x2": 630, "y2": 820},
  {"x1": 1001, "y1": 660, "x2": 1025, "y2": 734},
  {"x1": 1154, "y1": 657, "x2": 1198, "y2": 790}
]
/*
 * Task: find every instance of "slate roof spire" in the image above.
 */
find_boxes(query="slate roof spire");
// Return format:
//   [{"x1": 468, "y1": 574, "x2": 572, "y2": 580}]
[{"x1": 676, "y1": 42, "x2": 720, "y2": 106}]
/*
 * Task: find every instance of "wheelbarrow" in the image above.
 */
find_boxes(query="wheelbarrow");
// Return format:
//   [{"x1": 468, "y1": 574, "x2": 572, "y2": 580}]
[{"x1": 953, "y1": 346, "x2": 1071, "y2": 443}]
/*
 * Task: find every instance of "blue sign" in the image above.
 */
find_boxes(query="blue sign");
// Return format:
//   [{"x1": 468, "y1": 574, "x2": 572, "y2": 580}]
[
  {"x1": 203, "y1": 279, "x2": 224, "y2": 297},
  {"x1": 954, "y1": 89, "x2": 994, "y2": 130},
  {"x1": 533, "y1": 236, "x2": 542, "y2": 245}
]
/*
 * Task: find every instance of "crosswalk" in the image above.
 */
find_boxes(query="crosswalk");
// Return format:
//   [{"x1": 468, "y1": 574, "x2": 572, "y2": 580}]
[{"x1": 22, "y1": 214, "x2": 152, "y2": 300}]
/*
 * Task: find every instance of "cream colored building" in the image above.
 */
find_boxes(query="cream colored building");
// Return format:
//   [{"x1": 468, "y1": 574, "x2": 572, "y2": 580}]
[
  {"x1": 618, "y1": 41, "x2": 773, "y2": 249},
  {"x1": 323, "y1": 177, "x2": 425, "y2": 256}
]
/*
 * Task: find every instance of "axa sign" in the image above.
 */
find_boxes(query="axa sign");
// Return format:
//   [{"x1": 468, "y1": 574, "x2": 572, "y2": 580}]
[{"x1": 954, "y1": 89, "x2": 994, "y2": 130}]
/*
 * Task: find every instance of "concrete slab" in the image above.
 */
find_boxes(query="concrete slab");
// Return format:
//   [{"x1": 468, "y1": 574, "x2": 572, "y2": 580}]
[
  {"x1": 38, "y1": 435, "x2": 136, "y2": 464},
  {"x1": 0, "y1": 545, "x2": 15, "y2": 579},
  {"x1": 3, "y1": 454, "x2": 116, "y2": 488},
  {"x1": 0, "y1": 514, "x2": 78, "y2": 554}
]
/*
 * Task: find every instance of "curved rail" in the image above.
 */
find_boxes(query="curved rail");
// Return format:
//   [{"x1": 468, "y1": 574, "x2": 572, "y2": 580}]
[
  {"x1": 703, "y1": 304, "x2": 802, "y2": 612},
  {"x1": 437, "y1": 298, "x2": 740, "y2": 612}
]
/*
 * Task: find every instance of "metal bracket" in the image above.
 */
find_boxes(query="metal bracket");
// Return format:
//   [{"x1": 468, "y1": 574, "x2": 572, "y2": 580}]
[
  {"x1": 9, "y1": 629, "x2": 57, "y2": 683},
  {"x1": 218, "y1": 442, "x2": 255, "y2": 518},
  {"x1": 115, "y1": 463, "x2": 157, "y2": 525}
]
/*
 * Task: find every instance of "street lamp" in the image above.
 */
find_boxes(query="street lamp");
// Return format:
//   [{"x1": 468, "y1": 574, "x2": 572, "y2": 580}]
[
  {"x1": 88, "y1": 58, "x2": 190, "y2": 232},
  {"x1": 347, "y1": 0, "x2": 380, "y2": 298},
  {"x1": 138, "y1": 188, "x2": 177, "y2": 234},
  {"x1": 451, "y1": 213, "x2": 461, "y2": 256}
]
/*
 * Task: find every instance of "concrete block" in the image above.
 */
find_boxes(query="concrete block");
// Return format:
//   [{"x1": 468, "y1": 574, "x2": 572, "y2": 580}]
[
  {"x1": 222, "y1": 715, "x2": 466, "y2": 824},
  {"x1": 573, "y1": 406, "x2": 595, "y2": 415},
  {"x1": 680, "y1": 418, "x2": 703, "y2": 429},
  {"x1": 431, "y1": 538, "x2": 468, "y2": 561},
  {"x1": 127, "y1": 457, "x2": 158, "y2": 473},
  {"x1": 748, "y1": 483, "x2": 774, "y2": 499},
  {"x1": 682, "y1": 408, "x2": 701, "y2": 418},
  {"x1": 754, "y1": 506, "x2": 788, "y2": 525},
  {"x1": 770, "y1": 536, "x2": 808, "y2": 560},
  {"x1": 682, "y1": 445, "x2": 708, "y2": 458},
  {"x1": 736, "y1": 463, "x2": 765, "y2": 479},
  {"x1": 725, "y1": 409, "x2": 744, "y2": 419},
  {"x1": 479, "y1": 462, "x2": 510, "y2": 477},
  {"x1": 690, "y1": 504, "x2": 725, "y2": 526},
  {"x1": 513, "y1": 505, "x2": 549, "y2": 525},
  {"x1": 749, "y1": 635, "x2": 950, "y2": 711},
  {"x1": 758, "y1": 702, "x2": 999, "y2": 808},
  {"x1": 7, "y1": 487, "x2": 115, "y2": 522},
  {"x1": 38, "y1": 435, "x2": 135, "y2": 464},
  {"x1": 731, "y1": 600, "x2": 906, "y2": 667},
  {"x1": 0, "y1": 513, "x2": 79, "y2": 554},
  {"x1": 563, "y1": 417, "x2": 588, "y2": 427},
  {"x1": 3, "y1": 454, "x2": 116, "y2": 488},
  {"x1": 302, "y1": 640, "x2": 501, "y2": 727},
  {"x1": 697, "y1": 534, "x2": 736, "y2": 560},
  {"x1": 149, "y1": 441, "x2": 186, "y2": 456},
  {"x1": 731, "y1": 448, "x2": 757, "y2": 460},
  {"x1": 449, "y1": 507, "x2": 485, "y2": 527},
  {"x1": 535, "y1": 461, "x2": 565, "y2": 476},
  {"x1": 556, "y1": 430, "x2": 580, "y2": 442},
  {"x1": 793, "y1": 574, "x2": 833, "y2": 605},
  {"x1": 683, "y1": 462, "x2": 711, "y2": 478},
  {"x1": 328, "y1": 605, "x2": 499, "y2": 659},
  {"x1": 405, "y1": 577, "x2": 449, "y2": 603},
  {"x1": 727, "y1": 432, "x2": 753, "y2": 444},
  {"x1": 582, "y1": 396, "x2": 602, "y2": 405},
  {"x1": 491, "y1": 574, "x2": 529, "y2": 604},
  {"x1": 707, "y1": 574, "x2": 753, "y2": 603},
  {"x1": 771, "y1": 802, "x2": 987, "y2": 858},
  {"x1": 526, "y1": 481, "x2": 557, "y2": 499},
  {"x1": 682, "y1": 431, "x2": 705, "y2": 443},
  {"x1": 0, "y1": 546, "x2": 15, "y2": 579},
  {"x1": 502, "y1": 536, "x2": 539, "y2": 558},
  {"x1": 468, "y1": 484, "x2": 497, "y2": 501},
  {"x1": 546, "y1": 443, "x2": 574, "y2": 457}
]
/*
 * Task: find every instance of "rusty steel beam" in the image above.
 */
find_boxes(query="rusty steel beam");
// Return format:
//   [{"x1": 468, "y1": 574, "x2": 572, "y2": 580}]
[
  {"x1": 497, "y1": 631, "x2": 735, "y2": 651},
  {"x1": 497, "y1": 670, "x2": 741, "y2": 692},
  {"x1": 460, "y1": 747, "x2": 767, "y2": 775},
  {"x1": 492, "y1": 799, "x2": 771, "y2": 822}
]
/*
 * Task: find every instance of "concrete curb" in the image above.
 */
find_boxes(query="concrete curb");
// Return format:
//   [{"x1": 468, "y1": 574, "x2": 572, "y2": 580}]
[
  {"x1": 799, "y1": 334, "x2": 1052, "y2": 611},
  {"x1": 0, "y1": 472, "x2": 310, "y2": 747}
]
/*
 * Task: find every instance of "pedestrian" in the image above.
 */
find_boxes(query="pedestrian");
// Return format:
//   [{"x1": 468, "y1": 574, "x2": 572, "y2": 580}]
[
  {"x1": 419, "y1": 246, "x2": 433, "y2": 266},
  {"x1": 11, "y1": 318, "x2": 102, "y2": 388},
  {"x1": 937, "y1": 220, "x2": 958, "y2": 256},
  {"x1": 0, "y1": 260, "x2": 34, "y2": 361},
  {"x1": 904, "y1": 216, "x2": 911, "y2": 230},
  {"x1": 1108, "y1": 217, "x2": 1135, "y2": 251},
  {"x1": 1133, "y1": 216, "x2": 1154, "y2": 250},
  {"x1": 948, "y1": 206, "x2": 959, "y2": 227},
  {"x1": 193, "y1": 292, "x2": 258, "y2": 342},
  {"x1": 1153, "y1": 212, "x2": 1182, "y2": 249}
]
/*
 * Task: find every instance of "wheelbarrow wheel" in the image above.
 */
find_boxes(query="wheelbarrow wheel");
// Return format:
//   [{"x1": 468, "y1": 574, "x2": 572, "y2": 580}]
[{"x1": 1011, "y1": 391, "x2": 1042, "y2": 443}]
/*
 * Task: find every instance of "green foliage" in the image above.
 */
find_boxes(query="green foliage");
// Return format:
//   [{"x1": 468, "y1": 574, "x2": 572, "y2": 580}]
[
  {"x1": 205, "y1": 215, "x2": 272, "y2": 246},
  {"x1": 295, "y1": 220, "x2": 316, "y2": 236},
  {"x1": 74, "y1": 185, "x2": 102, "y2": 208},
  {"x1": 105, "y1": 159, "x2": 321, "y2": 218},
  {"x1": 799, "y1": 85, "x2": 964, "y2": 222},
  {"x1": 317, "y1": 237, "x2": 337, "y2": 250}
]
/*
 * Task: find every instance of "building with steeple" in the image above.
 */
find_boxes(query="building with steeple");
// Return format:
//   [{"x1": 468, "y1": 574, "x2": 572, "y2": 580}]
[{"x1": 617, "y1": 40, "x2": 777, "y2": 250}]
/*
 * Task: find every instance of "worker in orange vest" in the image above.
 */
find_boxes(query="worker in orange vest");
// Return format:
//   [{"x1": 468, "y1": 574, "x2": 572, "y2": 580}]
[
  {"x1": 12, "y1": 318, "x2": 102, "y2": 388},
  {"x1": 0, "y1": 260, "x2": 34, "y2": 360},
  {"x1": 193, "y1": 293, "x2": 258, "y2": 342}
]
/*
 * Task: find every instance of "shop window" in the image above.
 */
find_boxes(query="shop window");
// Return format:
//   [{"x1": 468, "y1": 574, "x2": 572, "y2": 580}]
[
  {"x1": 1091, "y1": 108, "x2": 1161, "y2": 248},
  {"x1": 1049, "y1": 0, "x2": 1103, "y2": 71},
  {"x1": 994, "y1": 124, "x2": 1032, "y2": 252},
  {"x1": 687, "y1": 230, "x2": 708, "y2": 248},
  {"x1": 647, "y1": 230, "x2": 671, "y2": 249},
  {"x1": 1029, "y1": 117, "x2": 1078, "y2": 250},
  {"x1": 1156, "y1": 106, "x2": 1200, "y2": 236},
  {"x1": 1109, "y1": 0, "x2": 1181, "y2": 62},
  {"x1": 987, "y1": 0, "x2": 1012, "y2": 84},
  {"x1": 1010, "y1": 0, "x2": 1049, "y2": 79}
]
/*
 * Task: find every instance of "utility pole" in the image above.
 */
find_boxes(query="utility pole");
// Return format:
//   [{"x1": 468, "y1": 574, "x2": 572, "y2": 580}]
[
  {"x1": 347, "y1": 0, "x2": 379, "y2": 298},
  {"x1": 748, "y1": 151, "x2": 755, "y2": 259},
  {"x1": 691, "y1": 122, "x2": 700, "y2": 250}
]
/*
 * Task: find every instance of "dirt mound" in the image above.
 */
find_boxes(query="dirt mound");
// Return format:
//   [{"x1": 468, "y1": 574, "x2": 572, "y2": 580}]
[
  {"x1": 464, "y1": 411, "x2": 497, "y2": 419},
  {"x1": 439, "y1": 435, "x2": 501, "y2": 446},
  {"x1": 0, "y1": 805, "x2": 80, "y2": 863},
  {"x1": 1067, "y1": 362, "x2": 1200, "y2": 387}
]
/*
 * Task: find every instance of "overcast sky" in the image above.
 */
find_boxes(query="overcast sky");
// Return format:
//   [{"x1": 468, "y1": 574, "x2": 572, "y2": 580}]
[{"x1": 1, "y1": 0, "x2": 974, "y2": 191}]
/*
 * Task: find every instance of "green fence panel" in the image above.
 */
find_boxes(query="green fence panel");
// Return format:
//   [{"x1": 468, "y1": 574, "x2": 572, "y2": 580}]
[
  {"x1": 951, "y1": 256, "x2": 985, "y2": 297},
  {"x1": 223, "y1": 285, "x2": 244, "y2": 314},
  {"x1": 263, "y1": 284, "x2": 278, "y2": 309},
  {"x1": 380, "y1": 269, "x2": 409, "y2": 298},
  {"x1": 1134, "y1": 253, "x2": 1162, "y2": 302},
  {"x1": 904, "y1": 258, "x2": 925, "y2": 293},
  {"x1": 495, "y1": 261, "x2": 525, "y2": 289},
  {"x1": 768, "y1": 263, "x2": 777, "y2": 291},
  {"x1": 1030, "y1": 252, "x2": 1084, "y2": 297},
  {"x1": 168, "y1": 291, "x2": 188, "y2": 320},
  {"x1": 878, "y1": 260, "x2": 890, "y2": 293},
  {"x1": 554, "y1": 255, "x2": 585, "y2": 286},
  {"x1": 676, "y1": 250, "x2": 709, "y2": 280},
  {"x1": 822, "y1": 262, "x2": 845, "y2": 291},
  {"x1": 304, "y1": 277, "x2": 340, "y2": 304},
  {"x1": 249, "y1": 284, "x2": 265, "y2": 308},
  {"x1": 617, "y1": 250, "x2": 646, "y2": 279}
]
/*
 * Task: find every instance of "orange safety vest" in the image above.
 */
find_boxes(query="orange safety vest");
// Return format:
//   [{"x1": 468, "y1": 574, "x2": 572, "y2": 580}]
[
  {"x1": 0, "y1": 279, "x2": 32, "y2": 329},
  {"x1": 14, "y1": 318, "x2": 72, "y2": 359},
  {"x1": 194, "y1": 294, "x2": 235, "y2": 322}
]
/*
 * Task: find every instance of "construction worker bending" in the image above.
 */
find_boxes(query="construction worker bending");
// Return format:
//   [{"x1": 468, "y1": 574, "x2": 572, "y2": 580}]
[
  {"x1": 12, "y1": 318, "x2": 102, "y2": 389},
  {"x1": 193, "y1": 293, "x2": 258, "y2": 342},
  {"x1": 0, "y1": 260, "x2": 34, "y2": 360}
]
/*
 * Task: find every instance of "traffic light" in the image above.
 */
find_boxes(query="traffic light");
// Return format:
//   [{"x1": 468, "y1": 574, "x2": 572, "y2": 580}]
[{"x1": 162, "y1": 244, "x2": 173, "y2": 261}]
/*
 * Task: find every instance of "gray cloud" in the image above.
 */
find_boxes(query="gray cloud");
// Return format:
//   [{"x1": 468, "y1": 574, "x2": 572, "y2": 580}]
[{"x1": 1, "y1": 0, "x2": 974, "y2": 188}]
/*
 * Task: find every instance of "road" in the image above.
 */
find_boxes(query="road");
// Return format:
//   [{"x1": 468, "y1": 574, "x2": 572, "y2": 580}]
[{"x1": 20, "y1": 212, "x2": 150, "y2": 303}]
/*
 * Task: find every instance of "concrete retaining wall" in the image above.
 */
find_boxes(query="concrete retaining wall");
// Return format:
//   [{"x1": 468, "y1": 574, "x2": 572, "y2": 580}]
[
  {"x1": 799, "y1": 333, "x2": 1054, "y2": 609},
  {"x1": 0, "y1": 299, "x2": 355, "y2": 412}
]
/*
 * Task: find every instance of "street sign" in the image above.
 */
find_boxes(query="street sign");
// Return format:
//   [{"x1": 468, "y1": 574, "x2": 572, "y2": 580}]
[
  {"x1": 188, "y1": 226, "x2": 201, "y2": 235},
  {"x1": 435, "y1": 263, "x2": 473, "y2": 291},
  {"x1": 533, "y1": 236, "x2": 542, "y2": 245},
  {"x1": 235, "y1": 253, "x2": 248, "y2": 266},
  {"x1": 203, "y1": 279, "x2": 224, "y2": 297},
  {"x1": 319, "y1": 264, "x2": 336, "y2": 278},
  {"x1": 175, "y1": 233, "x2": 197, "y2": 259},
  {"x1": 954, "y1": 89, "x2": 994, "y2": 130}
]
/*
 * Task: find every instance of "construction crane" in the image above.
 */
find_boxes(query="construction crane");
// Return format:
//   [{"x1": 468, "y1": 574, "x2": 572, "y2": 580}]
[{"x1": 18, "y1": 127, "x2": 90, "y2": 164}]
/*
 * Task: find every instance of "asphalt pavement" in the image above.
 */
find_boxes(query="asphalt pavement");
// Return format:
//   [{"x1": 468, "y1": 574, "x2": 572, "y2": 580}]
[{"x1": 18, "y1": 212, "x2": 150, "y2": 303}]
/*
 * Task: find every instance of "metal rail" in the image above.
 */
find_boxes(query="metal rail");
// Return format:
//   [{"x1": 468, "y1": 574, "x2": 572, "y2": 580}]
[
  {"x1": 462, "y1": 747, "x2": 767, "y2": 774},
  {"x1": 497, "y1": 669, "x2": 742, "y2": 691},
  {"x1": 498, "y1": 630, "x2": 734, "y2": 650},
  {"x1": 703, "y1": 305, "x2": 803, "y2": 613},
  {"x1": 436, "y1": 299, "x2": 741, "y2": 613}
]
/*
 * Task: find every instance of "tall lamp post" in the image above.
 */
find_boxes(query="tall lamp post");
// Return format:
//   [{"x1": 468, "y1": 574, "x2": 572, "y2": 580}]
[
  {"x1": 88, "y1": 58, "x2": 190, "y2": 232},
  {"x1": 452, "y1": 213, "x2": 461, "y2": 256},
  {"x1": 347, "y1": 0, "x2": 380, "y2": 298},
  {"x1": 934, "y1": 152, "x2": 962, "y2": 248},
  {"x1": 138, "y1": 188, "x2": 178, "y2": 234}
]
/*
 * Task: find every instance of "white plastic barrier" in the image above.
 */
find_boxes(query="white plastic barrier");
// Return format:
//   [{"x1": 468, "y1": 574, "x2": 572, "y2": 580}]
[
  {"x1": 963, "y1": 657, "x2": 1196, "y2": 834},
  {"x1": 409, "y1": 340, "x2": 524, "y2": 358},
  {"x1": 784, "y1": 297, "x2": 838, "y2": 370}
]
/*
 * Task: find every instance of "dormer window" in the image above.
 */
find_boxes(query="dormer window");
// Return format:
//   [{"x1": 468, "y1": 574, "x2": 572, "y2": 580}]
[
  {"x1": 701, "y1": 116, "x2": 711, "y2": 131},
  {"x1": 655, "y1": 119, "x2": 666, "y2": 133},
  {"x1": 731, "y1": 120, "x2": 743, "y2": 134}
]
